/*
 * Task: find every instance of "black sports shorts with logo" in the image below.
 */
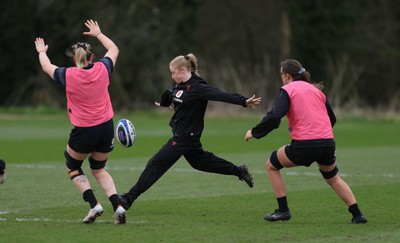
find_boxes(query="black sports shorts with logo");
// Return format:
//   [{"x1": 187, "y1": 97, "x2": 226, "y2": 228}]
[
  {"x1": 68, "y1": 119, "x2": 114, "y2": 154},
  {"x1": 284, "y1": 139, "x2": 336, "y2": 167}
]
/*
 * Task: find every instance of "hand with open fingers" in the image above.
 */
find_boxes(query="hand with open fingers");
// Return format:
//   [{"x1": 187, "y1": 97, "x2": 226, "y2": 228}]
[
  {"x1": 83, "y1": 19, "x2": 102, "y2": 37},
  {"x1": 246, "y1": 95, "x2": 262, "y2": 108},
  {"x1": 245, "y1": 130, "x2": 253, "y2": 141},
  {"x1": 35, "y1": 38, "x2": 48, "y2": 53},
  {"x1": 155, "y1": 102, "x2": 173, "y2": 110}
]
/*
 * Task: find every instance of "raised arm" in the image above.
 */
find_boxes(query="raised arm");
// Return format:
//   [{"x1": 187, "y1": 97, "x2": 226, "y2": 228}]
[
  {"x1": 34, "y1": 38, "x2": 59, "y2": 79},
  {"x1": 83, "y1": 19, "x2": 119, "y2": 67}
]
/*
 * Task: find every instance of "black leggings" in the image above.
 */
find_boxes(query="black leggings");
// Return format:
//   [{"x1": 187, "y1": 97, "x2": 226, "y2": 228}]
[{"x1": 125, "y1": 137, "x2": 240, "y2": 202}]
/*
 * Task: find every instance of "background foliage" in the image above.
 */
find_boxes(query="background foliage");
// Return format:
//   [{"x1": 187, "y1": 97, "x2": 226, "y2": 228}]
[{"x1": 1, "y1": 0, "x2": 399, "y2": 111}]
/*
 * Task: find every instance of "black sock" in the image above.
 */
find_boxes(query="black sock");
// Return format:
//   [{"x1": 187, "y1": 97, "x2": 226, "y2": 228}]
[
  {"x1": 277, "y1": 196, "x2": 289, "y2": 212},
  {"x1": 82, "y1": 189, "x2": 98, "y2": 208},
  {"x1": 109, "y1": 194, "x2": 120, "y2": 211},
  {"x1": 348, "y1": 203, "x2": 361, "y2": 217}
]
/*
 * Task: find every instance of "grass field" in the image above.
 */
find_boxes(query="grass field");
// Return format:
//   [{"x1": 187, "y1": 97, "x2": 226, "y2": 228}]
[{"x1": 0, "y1": 109, "x2": 399, "y2": 242}]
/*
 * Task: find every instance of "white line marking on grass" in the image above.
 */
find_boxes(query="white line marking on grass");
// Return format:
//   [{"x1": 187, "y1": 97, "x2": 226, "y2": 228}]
[
  {"x1": 8, "y1": 164, "x2": 397, "y2": 178},
  {"x1": 11, "y1": 164, "x2": 62, "y2": 169},
  {"x1": 285, "y1": 171, "x2": 349, "y2": 177},
  {"x1": 11, "y1": 217, "x2": 147, "y2": 224},
  {"x1": 383, "y1": 173, "x2": 394, "y2": 178}
]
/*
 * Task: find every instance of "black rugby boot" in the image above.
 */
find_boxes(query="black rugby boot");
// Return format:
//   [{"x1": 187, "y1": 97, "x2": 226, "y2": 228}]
[
  {"x1": 351, "y1": 214, "x2": 368, "y2": 224},
  {"x1": 264, "y1": 209, "x2": 292, "y2": 222},
  {"x1": 238, "y1": 164, "x2": 254, "y2": 188}
]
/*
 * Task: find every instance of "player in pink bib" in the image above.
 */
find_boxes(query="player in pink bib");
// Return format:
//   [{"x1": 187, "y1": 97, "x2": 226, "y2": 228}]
[
  {"x1": 65, "y1": 60, "x2": 113, "y2": 127},
  {"x1": 35, "y1": 19, "x2": 126, "y2": 224},
  {"x1": 245, "y1": 59, "x2": 367, "y2": 224}
]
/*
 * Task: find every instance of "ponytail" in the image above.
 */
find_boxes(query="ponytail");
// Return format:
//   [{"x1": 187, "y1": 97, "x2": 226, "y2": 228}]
[
  {"x1": 280, "y1": 59, "x2": 323, "y2": 90},
  {"x1": 170, "y1": 53, "x2": 199, "y2": 75},
  {"x1": 65, "y1": 42, "x2": 94, "y2": 68}
]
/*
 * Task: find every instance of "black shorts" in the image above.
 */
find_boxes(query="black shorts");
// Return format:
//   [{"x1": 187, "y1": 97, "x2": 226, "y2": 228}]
[
  {"x1": 68, "y1": 119, "x2": 114, "y2": 154},
  {"x1": 284, "y1": 145, "x2": 336, "y2": 167}
]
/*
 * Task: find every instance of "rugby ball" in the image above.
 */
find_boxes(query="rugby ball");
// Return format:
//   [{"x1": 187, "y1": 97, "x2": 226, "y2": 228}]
[{"x1": 115, "y1": 119, "x2": 136, "y2": 148}]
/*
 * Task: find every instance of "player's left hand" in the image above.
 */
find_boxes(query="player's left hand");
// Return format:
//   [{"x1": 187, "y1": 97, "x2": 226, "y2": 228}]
[{"x1": 246, "y1": 95, "x2": 262, "y2": 108}]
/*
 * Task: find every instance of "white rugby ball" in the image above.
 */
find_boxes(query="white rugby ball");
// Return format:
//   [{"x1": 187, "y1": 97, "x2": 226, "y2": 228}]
[{"x1": 115, "y1": 118, "x2": 136, "y2": 148}]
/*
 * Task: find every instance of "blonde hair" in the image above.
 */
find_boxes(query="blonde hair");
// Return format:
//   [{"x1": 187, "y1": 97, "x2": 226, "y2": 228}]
[
  {"x1": 170, "y1": 53, "x2": 199, "y2": 75},
  {"x1": 65, "y1": 42, "x2": 94, "y2": 69}
]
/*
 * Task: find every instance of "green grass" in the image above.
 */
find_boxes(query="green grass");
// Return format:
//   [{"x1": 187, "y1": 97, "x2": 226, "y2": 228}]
[{"x1": 0, "y1": 110, "x2": 399, "y2": 242}]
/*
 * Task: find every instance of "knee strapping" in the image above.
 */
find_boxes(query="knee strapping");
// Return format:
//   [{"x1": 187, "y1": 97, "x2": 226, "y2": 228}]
[
  {"x1": 68, "y1": 168, "x2": 84, "y2": 180},
  {"x1": 64, "y1": 150, "x2": 84, "y2": 180},
  {"x1": 88, "y1": 157, "x2": 106, "y2": 170},
  {"x1": 269, "y1": 150, "x2": 283, "y2": 170},
  {"x1": 319, "y1": 166, "x2": 339, "y2": 179}
]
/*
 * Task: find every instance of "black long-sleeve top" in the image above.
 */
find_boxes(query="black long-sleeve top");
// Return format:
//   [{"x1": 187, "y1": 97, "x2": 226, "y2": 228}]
[
  {"x1": 159, "y1": 73, "x2": 248, "y2": 140},
  {"x1": 251, "y1": 88, "x2": 336, "y2": 147}
]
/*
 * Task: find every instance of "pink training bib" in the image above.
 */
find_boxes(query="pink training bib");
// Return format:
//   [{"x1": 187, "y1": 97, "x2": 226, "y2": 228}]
[
  {"x1": 282, "y1": 81, "x2": 333, "y2": 140},
  {"x1": 65, "y1": 62, "x2": 113, "y2": 127}
]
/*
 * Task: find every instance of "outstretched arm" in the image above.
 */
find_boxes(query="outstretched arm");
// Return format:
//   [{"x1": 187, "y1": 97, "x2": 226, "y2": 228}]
[
  {"x1": 83, "y1": 19, "x2": 119, "y2": 67},
  {"x1": 198, "y1": 83, "x2": 262, "y2": 108},
  {"x1": 34, "y1": 38, "x2": 59, "y2": 79},
  {"x1": 245, "y1": 95, "x2": 262, "y2": 108},
  {"x1": 244, "y1": 90, "x2": 289, "y2": 141}
]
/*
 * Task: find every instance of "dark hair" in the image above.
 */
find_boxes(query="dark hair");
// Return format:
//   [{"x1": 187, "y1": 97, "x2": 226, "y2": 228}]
[{"x1": 280, "y1": 59, "x2": 323, "y2": 90}]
